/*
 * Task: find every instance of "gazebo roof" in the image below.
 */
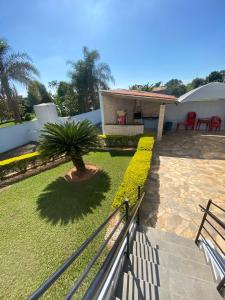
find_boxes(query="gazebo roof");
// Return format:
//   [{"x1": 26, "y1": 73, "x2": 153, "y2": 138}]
[
  {"x1": 178, "y1": 82, "x2": 225, "y2": 103},
  {"x1": 101, "y1": 89, "x2": 176, "y2": 103}
]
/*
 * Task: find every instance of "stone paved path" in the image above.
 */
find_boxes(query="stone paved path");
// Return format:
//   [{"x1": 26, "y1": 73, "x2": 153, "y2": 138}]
[{"x1": 140, "y1": 131, "x2": 225, "y2": 240}]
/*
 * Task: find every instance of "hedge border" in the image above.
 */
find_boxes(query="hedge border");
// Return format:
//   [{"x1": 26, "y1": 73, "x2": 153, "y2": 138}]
[{"x1": 112, "y1": 136, "x2": 154, "y2": 209}]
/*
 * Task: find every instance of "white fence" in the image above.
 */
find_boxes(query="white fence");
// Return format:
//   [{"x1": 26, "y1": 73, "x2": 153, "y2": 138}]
[{"x1": 0, "y1": 109, "x2": 101, "y2": 154}]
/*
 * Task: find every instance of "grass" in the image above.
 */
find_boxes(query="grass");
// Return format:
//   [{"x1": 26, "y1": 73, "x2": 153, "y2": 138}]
[
  {"x1": 0, "y1": 121, "x2": 16, "y2": 128},
  {"x1": 0, "y1": 151, "x2": 132, "y2": 299},
  {"x1": 0, "y1": 115, "x2": 36, "y2": 128}
]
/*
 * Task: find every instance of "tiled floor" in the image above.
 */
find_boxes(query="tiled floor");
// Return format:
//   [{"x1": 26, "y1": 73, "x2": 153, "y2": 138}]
[{"x1": 140, "y1": 130, "x2": 225, "y2": 239}]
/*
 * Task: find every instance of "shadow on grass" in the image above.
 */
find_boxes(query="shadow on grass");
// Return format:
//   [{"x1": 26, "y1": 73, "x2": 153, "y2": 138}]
[{"x1": 36, "y1": 170, "x2": 111, "y2": 225}]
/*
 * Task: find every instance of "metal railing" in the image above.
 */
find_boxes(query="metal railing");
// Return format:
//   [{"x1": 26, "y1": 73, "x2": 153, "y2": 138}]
[
  {"x1": 195, "y1": 200, "x2": 225, "y2": 296},
  {"x1": 29, "y1": 186, "x2": 144, "y2": 300}
]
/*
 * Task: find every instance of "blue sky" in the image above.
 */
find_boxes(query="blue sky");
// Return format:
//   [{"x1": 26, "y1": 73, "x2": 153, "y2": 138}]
[{"x1": 1, "y1": 0, "x2": 225, "y2": 95}]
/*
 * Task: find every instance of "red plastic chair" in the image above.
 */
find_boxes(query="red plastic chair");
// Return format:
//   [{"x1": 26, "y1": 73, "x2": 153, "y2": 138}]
[
  {"x1": 176, "y1": 112, "x2": 196, "y2": 130},
  {"x1": 210, "y1": 116, "x2": 221, "y2": 131}
]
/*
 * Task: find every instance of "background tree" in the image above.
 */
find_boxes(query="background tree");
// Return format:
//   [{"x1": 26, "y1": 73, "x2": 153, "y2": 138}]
[
  {"x1": 129, "y1": 81, "x2": 162, "y2": 92},
  {"x1": 0, "y1": 98, "x2": 12, "y2": 122},
  {"x1": 165, "y1": 79, "x2": 186, "y2": 97},
  {"x1": 68, "y1": 46, "x2": 114, "y2": 113},
  {"x1": 191, "y1": 78, "x2": 205, "y2": 89},
  {"x1": 206, "y1": 71, "x2": 223, "y2": 83},
  {"x1": 51, "y1": 81, "x2": 79, "y2": 116},
  {"x1": 26, "y1": 80, "x2": 52, "y2": 109},
  {"x1": 38, "y1": 120, "x2": 100, "y2": 174},
  {"x1": 0, "y1": 39, "x2": 39, "y2": 122}
]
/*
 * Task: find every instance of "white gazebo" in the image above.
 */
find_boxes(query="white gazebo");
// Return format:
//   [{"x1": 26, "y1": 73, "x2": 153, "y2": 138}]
[{"x1": 100, "y1": 89, "x2": 176, "y2": 140}]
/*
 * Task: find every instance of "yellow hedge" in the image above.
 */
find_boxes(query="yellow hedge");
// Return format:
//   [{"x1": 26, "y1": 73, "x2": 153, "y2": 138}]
[
  {"x1": 137, "y1": 136, "x2": 154, "y2": 151},
  {"x1": 112, "y1": 136, "x2": 154, "y2": 209},
  {"x1": 0, "y1": 152, "x2": 39, "y2": 166}
]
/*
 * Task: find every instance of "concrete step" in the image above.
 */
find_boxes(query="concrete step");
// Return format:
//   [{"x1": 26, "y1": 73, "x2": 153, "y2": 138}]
[
  {"x1": 132, "y1": 238, "x2": 206, "y2": 264},
  {"x1": 115, "y1": 272, "x2": 171, "y2": 300},
  {"x1": 116, "y1": 269, "x2": 221, "y2": 300},
  {"x1": 115, "y1": 272, "x2": 209, "y2": 300},
  {"x1": 131, "y1": 243, "x2": 215, "y2": 279},
  {"x1": 126, "y1": 254, "x2": 214, "y2": 284},
  {"x1": 139, "y1": 226, "x2": 195, "y2": 249}
]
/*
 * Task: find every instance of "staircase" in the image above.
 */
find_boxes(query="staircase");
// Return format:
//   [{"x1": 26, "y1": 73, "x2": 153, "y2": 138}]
[
  {"x1": 28, "y1": 193, "x2": 224, "y2": 300},
  {"x1": 114, "y1": 226, "x2": 222, "y2": 300}
]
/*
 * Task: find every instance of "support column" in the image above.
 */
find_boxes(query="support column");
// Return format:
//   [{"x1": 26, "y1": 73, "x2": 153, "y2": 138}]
[
  {"x1": 99, "y1": 91, "x2": 105, "y2": 134},
  {"x1": 157, "y1": 104, "x2": 166, "y2": 141}
]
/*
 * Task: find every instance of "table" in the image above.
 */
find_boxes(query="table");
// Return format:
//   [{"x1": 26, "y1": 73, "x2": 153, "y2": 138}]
[{"x1": 196, "y1": 118, "x2": 211, "y2": 131}]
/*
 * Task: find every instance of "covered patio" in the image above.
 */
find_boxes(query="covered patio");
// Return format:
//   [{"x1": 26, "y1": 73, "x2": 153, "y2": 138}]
[{"x1": 100, "y1": 89, "x2": 176, "y2": 140}]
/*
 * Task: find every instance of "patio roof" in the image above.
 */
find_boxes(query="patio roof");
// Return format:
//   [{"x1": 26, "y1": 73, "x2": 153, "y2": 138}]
[
  {"x1": 178, "y1": 82, "x2": 225, "y2": 103},
  {"x1": 101, "y1": 89, "x2": 177, "y2": 103}
]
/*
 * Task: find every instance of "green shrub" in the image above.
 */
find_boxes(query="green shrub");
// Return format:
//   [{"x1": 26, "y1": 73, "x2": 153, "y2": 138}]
[
  {"x1": 112, "y1": 136, "x2": 154, "y2": 209},
  {"x1": 0, "y1": 152, "x2": 52, "y2": 180},
  {"x1": 99, "y1": 134, "x2": 143, "y2": 148},
  {"x1": 24, "y1": 113, "x2": 32, "y2": 121}
]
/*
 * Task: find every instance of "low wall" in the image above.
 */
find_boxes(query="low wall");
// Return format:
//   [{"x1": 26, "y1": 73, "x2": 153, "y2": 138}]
[
  {"x1": 0, "y1": 120, "x2": 39, "y2": 153},
  {"x1": 165, "y1": 100, "x2": 225, "y2": 130},
  {"x1": 104, "y1": 124, "x2": 144, "y2": 136},
  {"x1": 0, "y1": 109, "x2": 102, "y2": 153}
]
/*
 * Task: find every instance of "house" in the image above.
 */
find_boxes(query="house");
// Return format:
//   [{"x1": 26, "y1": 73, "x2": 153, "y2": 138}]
[{"x1": 100, "y1": 89, "x2": 176, "y2": 141}]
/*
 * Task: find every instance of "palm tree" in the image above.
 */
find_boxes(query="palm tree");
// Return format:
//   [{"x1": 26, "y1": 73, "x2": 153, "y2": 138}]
[
  {"x1": 0, "y1": 39, "x2": 39, "y2": 122},
  {"x1": 38, "y1": 120, "x2": 100, "y2": 174},
  {"x1": 68, "y1": 46, "x2": 114, "y2": 113}
]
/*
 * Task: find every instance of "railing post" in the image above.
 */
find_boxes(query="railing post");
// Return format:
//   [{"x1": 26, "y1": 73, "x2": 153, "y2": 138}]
[
  {"x1": 217, "y1": 276, "x2": 225, "y2": 297},
  {"x1": 195, "y1": 199, "x2": 212, "y2": 246},
  {"x1": 136, "y1": 186, "x2": 141, "y2": 226},
  {"x1": 125, "y1": 199, "x2": 130, "y2": 257}
]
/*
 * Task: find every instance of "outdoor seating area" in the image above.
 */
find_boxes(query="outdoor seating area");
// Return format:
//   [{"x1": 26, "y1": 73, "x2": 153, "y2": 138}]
[
  {"x1": 100, "y1": 89, "x2": 176, "y2": 140},
  {"x1": 176, "y1": 112, "x2": 222, "y2": 131}
]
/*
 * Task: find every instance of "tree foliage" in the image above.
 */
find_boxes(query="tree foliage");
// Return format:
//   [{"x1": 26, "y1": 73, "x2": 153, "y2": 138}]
[
  {"x1": 38, "y1": 120, "x2": 100, "y2": 174},
  {"x1": 129, "y1": 81, "x2": 162, "y2": 92},
  {"x1": 68, "y1": 46, "x2": 114, "y2": 113},
  {"x1": 0, "y1": 38, "x2": 39, "y2": 122},
  {"x1": 26, "y1": 80, "x2": 52, "y2": 108},
  {"x1": 191, "y1": 78, "x2": 205, "y2": 89},
  {"x1": 206, "y1": 71, "x2": 223, "y2": 83},
  {"x1": 165, "y1": 79, "x2": 186, "y2": 97},
  {"x1": 51, "y1": 81, "x2": 79, "y2": 117}
]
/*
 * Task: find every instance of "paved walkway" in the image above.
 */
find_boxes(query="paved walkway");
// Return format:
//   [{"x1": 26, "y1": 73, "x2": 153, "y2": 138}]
[{"x1": 140, "y1": 131, "x2": 225, "y2": 240}]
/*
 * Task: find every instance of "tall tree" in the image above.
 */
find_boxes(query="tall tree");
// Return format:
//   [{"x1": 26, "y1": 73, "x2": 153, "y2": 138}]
[
  {"x1": 0, "y1": 39, "x2": 39, "y2": 122},
  {"x1": 68, "y1": 46, "x2": 114, "y2": 113}
]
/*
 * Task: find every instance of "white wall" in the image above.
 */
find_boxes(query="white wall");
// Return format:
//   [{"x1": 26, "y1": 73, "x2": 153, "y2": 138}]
[
  {"x1": 0, "y1": 108, "x2": 101, "y2": 153},
  {"x1": 165, "y1": 100, "x2": 225, "y2": 130},
  {"x1": 70, "y1": 109, "x2": 101, "y2": 124},
  {"x1": 0, "y1": 120, "x2": 39, "y2": 153}
]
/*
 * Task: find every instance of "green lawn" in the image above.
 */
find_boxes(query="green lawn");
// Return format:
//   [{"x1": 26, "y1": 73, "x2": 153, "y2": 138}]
[
  {"x1": 0, "y1": 115, "x2": 36, "y2": 128},
  {"x1": 0, "y1": 151, "x2": 132, "y2": 299},
  {"x1": 0, "y1": 121, "x2": 16, "y2": 128}
]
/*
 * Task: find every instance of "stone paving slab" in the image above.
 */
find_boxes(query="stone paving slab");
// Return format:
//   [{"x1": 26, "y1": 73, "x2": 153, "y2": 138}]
[{"x1": 140, "y1": 131, "x2": 225, "y2": 240}]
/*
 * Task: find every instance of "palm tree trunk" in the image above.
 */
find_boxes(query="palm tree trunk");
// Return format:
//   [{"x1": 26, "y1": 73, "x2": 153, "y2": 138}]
[
  {"x1": 71, "y1": 155, "x2": 86, "y2": 174},
  {"x1": 2, "y1": 79, "x2": 21, "y2": 122}
]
